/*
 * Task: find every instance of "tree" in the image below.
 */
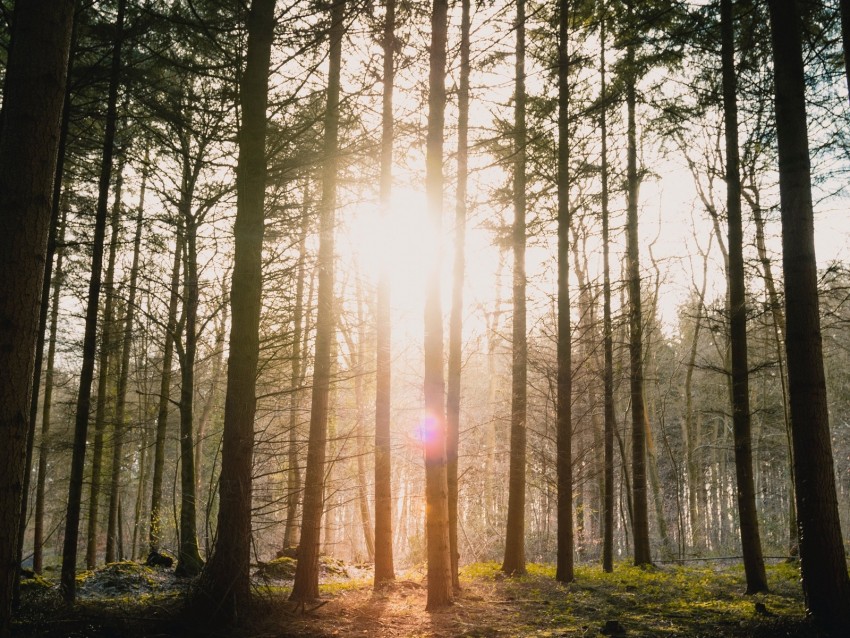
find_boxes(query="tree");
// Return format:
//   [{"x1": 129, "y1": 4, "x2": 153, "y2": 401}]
[
  {"x1": 374, "y1": 0, "x2": 396, "y2": 589},
  {"x1": 423, "y1": 0, "x2": 454, "y2": 610},
  {"x1": 192, "y1": 0, "x2": 276, "y2": 620},
  {"x1": 720, "y1": 0, "x2": 768, "y2": 595},
  {"x1": 62, "y1": 0, "x2": 127, "y2": 602},
  {"x1": 556, "y1": 0, "x2": 574, "y2": 584},
  {"x1": 446, "y1": 0, "x2": 470, "y2": 592},
  {"x1": 290, "y1": 0, "x2": 346, "y2": 604},
  {"x1": 598, "y1": 0, "x2": 615, "y2": 574},
  {"x1": 0, "y1": 0, "x2": 75, "y2": 632},
  {"x1": 503, "y1": 0, "x2": 528, "y2": 578},
  {"x1": 766, "y1": 0, "x2": 850, "y2": 630},
  {"x1": 622, "y1": 0, "x2": 652, "y2": 567}
]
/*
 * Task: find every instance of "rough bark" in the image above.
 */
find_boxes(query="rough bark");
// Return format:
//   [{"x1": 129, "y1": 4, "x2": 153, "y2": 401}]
[
  {"x1": 105, "y1": 170, "x2": 145, "y2": 564},
  {"x1": 283, "y1": 190, "x2": 309, "y2": 552},
  {"x1": 86, "y1": 156, "x2": 125, "y2": 569},
  {"x1": 290, "y1": 0, "x2": 345, "y2": 604},
  {"x1": 61, "y1": 0, "x2": 126, "y2": 602},
  {"x1": 502, "y1": 0, "x2": 527, "y2": 579},
  {"x1": 0, "y1": 1, "x2": 74, "y2": 630},
  {"x1": 447, "y1": 0, "x2": 470, "y2": 593},
  {"x1": 374, "y1": 0, "x2": 397, "y2": 589},
  {"x1": 720, "y1": 0, "x2": 768, "y2": 594},
  {"x1": 423, "y1": 0, "x2": 454, "y2": 610},
  {"x1": 33, "y1": 200, "x2": 69, "y2": 575},
  {"x1": 599, "y1": 3, "x2": 615, "y2": 573},
  {"x1": 192, "y1": 0, "x2": 275, "y2": 621},
  {"x1": 556, "y1": 0, "x2": 574, "y2": 584},
  {"x1": 175, "y1": 210, "x2": 204, "y2": 576},
  {"x1": 624, "y1": 1, "x2": 651, "y2": 566},
  {"x1": 767, "y1": 0, "x2": 850, "y2": 630},
  {"x1": 149, "y1": 228, "x2": 182, "y2": 554}
]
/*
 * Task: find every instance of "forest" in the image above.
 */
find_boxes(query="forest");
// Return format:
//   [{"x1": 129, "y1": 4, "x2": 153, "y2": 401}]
[{"x1": 2, "y1": 0, "x2": 850, "y2": 636}]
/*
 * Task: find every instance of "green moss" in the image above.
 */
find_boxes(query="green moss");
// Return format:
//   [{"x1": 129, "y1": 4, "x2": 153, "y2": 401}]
[{"x1": 256, "y1": 556, "x2": 297, "y2": 579}]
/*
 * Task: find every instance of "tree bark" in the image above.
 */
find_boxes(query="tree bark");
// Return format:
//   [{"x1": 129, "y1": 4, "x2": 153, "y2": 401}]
[
  {"x1": 0, "y1": 1, "x2": 74, "y2": 630},
  {"x1": 283, "y1": 188, "x2": 309, "y2": 552},
  {"x1": 422, "y1": 0, "x2": 454, "y2": 610},
  {"x1": 105, "y1": 168, "x2": 146, "y2": 564},
  {"x1": 290, "y1": 0, "x2": 345, "y2": 604},
  {"x1": 61, "y1": 0, "x2": 126, "y2": 602},
  {"x1": 767, "y1": 0, "x2": 850, "y2": 629},
  {"x1": 374, "y1": 0, "x2": 397, "y2": 589},
  {"x1": 503, "y1": 0, "x2": 527, "y2": 579},
  {"x1": 149, "y1": 228, "x2": 183, "y2": 554},
  {"x1": 720, "y1": 0, "x2": 768, "y2": 594},
  {"x1": 556, "y1": 0, "x2": 574, "y2": 584},
  {"x1": 175, "y1": 208, "x2": 204, "y2": 576},
  {"x1": 86, "y1": 156, "x2": 125, "y2": 569},
  {"x1": 599, "y1": 3, "x2": 615, "y2": 573},
  {"x1": 192, "y1": 0, "x2": 275, "y2": 621},
  {"x1": 624, "y1": 0, "x2": 651, "y2": 567}
]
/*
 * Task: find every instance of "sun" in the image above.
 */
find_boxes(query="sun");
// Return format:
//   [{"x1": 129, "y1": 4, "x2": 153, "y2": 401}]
[{"x1": 341, "y1": 185, "x2": 439, "y2": 340}]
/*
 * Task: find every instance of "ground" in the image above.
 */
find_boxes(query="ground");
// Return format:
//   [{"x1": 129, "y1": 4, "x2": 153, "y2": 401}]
[{"x1": 13, "y1": 560, "x2": 832, "y2": 637}]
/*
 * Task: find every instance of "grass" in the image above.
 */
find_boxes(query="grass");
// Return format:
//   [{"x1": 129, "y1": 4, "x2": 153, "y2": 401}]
[{"x1": 12, "y1": 559, "x2": 836, "y2": 637}]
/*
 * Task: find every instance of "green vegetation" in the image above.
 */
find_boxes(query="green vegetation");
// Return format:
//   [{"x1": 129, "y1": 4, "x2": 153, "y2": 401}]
[{"x1": 14, "y1": 560, "x2": 827, "y2": 637}]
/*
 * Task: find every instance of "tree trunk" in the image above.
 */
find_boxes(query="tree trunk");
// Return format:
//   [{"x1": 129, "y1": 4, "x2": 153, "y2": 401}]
[
  {"x1": 503, "y1": 0, "x2": 527, "y2": 579},
  {"x1": 422, "y1": 0, "x2": 454, "y2": 610},
  {"x1": 374, "y1": 0, "x2": 397, "y2": 588},
  {"x1": 446, "y1": 0, "x2": 469, "y2": 593},
  {"x1": 61, "y1": 0, "x2": 126, "y2": 602},
  {"x1": 599, "y1": 4, "x2": 615, "y2": 573},
  {"x1": 18, "y1": 23, "x2": 76, "y2": 596},
  {"x1": 175, "y1": 210, "x2": 204, "y2": 576},
  {"x1": 192, "y1": 0, "x2": 275, "y2": 621},
  {"x1": 33, "y1": 200, "x2": 69, "y2": 575},
  {"x1": 290, "y1": 0, "x2": 345, "y2": 604},
  {"x1": 149, "y1": 228, "x2": 183, "y2": 554},
  {"x1": 556, "y1": 0, "x2": 574, "y2": 584},
  {"x1": 283, "y1": 188, "x2": 310, "y2": 552},
  {"x1": 106, "y1": 167, "x2": 146, "y2": 564},
  {"x1": 720, "y1": 0, "x2": 768, "y2": 594},
  {"x1": 0, "y1": 2, "x2": 74, "y2": 630},
  {"x1": 624, "y1": 1, "x2": 651, "y2": 567},
  {"x1": 767, "y1": 0, "x2": 850, "y2": 629}
]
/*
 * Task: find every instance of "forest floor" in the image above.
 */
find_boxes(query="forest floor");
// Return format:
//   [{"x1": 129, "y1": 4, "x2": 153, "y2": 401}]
[{"x1": 13, "y1": 560, "x2": 834, "y2": 637}]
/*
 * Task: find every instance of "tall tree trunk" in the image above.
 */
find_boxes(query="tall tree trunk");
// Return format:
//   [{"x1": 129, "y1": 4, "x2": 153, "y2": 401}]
[
  {"x1": 374, "y1": 0, "x2": 397, "y2": 588},
  {"x1": 290, "y1": 0, "x2": 345, "y2": 604},
  {"x1": 503, "y1": 0, "x2": 527, "y2": 578},
  {"x1": 149, "y1": 229, "x2": 183, "y2": 554},
  {"x1": 599, "y1": 4, "x2": 615, "y2": 573},
  {"x1": 352, "y1": 279, "x2": 374, "y2": 561},
  {"x1": 743, "y1": 187, "x2": 796, "y2": 555},
  {"x1": 555, "y1": 0, "x2": 574, "y2": 584},
  {"x1": 283, "y1": 189, "x2": 310, "y2": 551},
  {"x1": 767, "y1": 0, "x2": 850, "y2": 629},
  {"x1": 86, "y1": 157, "x2": 125, "y2": 569},
  {"x1": 446, "y1": 0, "x2": 469, "y2": 593},
  {"x1": 422, "y1": 0, "x2": 454, "y2": 610},
  {"x1": 61, "y1": 0, "x2": 126, "y2": 602},
  {"x1": 624, "y1": 0, "x2": 651, "y2": 567},
  {"x1": 193, "y1": 0, "x2": 275, "y2": 621},
  {"x1": 105, "y1": 167, "x2": 146, "y2": 564},
  {"x1": 0, "y1": 2, "x2": 74, "y2": 630},
  {"x1": 721, "y1": 0, "x2": 768, "y2": 594},
  {"x1": 18, "y1": 23, "x2": 76, "y2": 596},
  {"x1": 33, "y1": 200, "x2": 69, "y2": 575},
  {"x1": 175, "y1": 211, "x2": 204, "y2": 576}
]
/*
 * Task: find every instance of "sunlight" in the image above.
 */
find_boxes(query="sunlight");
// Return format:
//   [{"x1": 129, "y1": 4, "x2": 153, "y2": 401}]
[{"x1": 344, "y1": 185, "x2": 437, "y2": 338}]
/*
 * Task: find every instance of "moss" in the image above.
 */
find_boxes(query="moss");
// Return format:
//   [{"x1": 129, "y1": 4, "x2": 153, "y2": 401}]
[{"x1": 256, "y1": 556, "x2": 297, "y2": 580}]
